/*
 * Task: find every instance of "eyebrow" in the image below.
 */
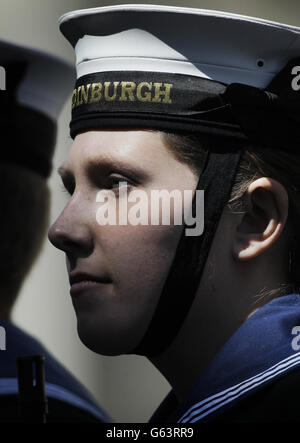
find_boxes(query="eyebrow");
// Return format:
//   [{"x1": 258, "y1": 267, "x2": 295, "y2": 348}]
[{"x1": 57, "y1": 157, "x2": 150, "y2": 183}]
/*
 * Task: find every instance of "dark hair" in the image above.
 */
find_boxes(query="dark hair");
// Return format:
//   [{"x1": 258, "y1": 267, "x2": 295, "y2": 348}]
[
  {"x1": 0, "y1": 163, "x2": 50, "y2": 312},
  {"x1": 161, "y1": 131, "x2": 300, "y2": 301}
]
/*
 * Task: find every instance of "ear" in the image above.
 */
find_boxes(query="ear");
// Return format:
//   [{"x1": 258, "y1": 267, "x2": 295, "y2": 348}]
[{"x1": 232, "y1": 177, "x2": 289, "y2": 261}]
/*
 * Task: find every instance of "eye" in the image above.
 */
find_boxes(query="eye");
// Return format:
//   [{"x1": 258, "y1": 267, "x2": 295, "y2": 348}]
[{"x1": 106, "y1": 174, "x2": 135, "y2": 194}]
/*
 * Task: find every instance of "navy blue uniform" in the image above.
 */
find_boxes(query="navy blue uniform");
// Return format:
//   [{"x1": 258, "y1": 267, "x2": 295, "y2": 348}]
[
  {"x1": 150, "y1": 294, "x2": 300, "y2": 423},
  {"x1": 0, "y1": 321, "x2": 111, "y2": 422}
]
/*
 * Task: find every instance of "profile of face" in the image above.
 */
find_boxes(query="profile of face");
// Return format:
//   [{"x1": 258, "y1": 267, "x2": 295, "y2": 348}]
[{"x1": 48, "y1": 130, "x2": 198, "y2": 355}]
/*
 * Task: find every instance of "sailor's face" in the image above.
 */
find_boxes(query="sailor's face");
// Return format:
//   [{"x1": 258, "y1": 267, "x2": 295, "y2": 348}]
[{"x1": 48, "y1": 130, "x2": 197, "y2": 355}]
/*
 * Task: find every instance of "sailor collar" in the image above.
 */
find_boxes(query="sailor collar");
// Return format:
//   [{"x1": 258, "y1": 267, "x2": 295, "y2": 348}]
[{"x1": 150, "y1": 293, "x2": 300, "y2": 423}]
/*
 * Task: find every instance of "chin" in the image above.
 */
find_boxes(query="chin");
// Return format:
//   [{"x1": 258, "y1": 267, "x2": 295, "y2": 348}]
[{"x1": 76, "y1": 318, "x2": 142, "y2": 356}]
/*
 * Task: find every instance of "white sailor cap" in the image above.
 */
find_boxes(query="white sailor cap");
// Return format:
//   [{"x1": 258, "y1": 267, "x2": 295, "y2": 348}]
[
  {"x1": 60, "y1": 4, "x2": 300, "y2": 87},
  {"x1": 0, "y1": 40, "x2": 75, "y2": 177},
  {"x1": 0, "y1": 40, "x2": 75, "y2": 120},
  {"x1": 59, "y1": 4, "x2": 300, "y2": 149}
]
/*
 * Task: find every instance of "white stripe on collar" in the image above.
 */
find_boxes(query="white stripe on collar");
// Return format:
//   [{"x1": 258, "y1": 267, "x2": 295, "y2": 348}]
[{"x1": 179, "y1": 351, "x2": 300, "y2": 423}]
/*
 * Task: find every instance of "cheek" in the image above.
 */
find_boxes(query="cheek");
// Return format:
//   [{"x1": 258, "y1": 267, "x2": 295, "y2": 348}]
[
  {"x1": 75, "y1": 221, "x2": 182, "y2": 355},
  {"x1": 93, "y1": 189, "x2": 184, "y2": 296},
  {"x1": 96, "y1": 222, "x2": 182, "y2": 297}
]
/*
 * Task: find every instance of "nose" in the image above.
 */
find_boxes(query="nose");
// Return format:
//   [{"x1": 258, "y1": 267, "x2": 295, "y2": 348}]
[{"x1": 48, "y1": 202, "x2": 93, "y2": 259}]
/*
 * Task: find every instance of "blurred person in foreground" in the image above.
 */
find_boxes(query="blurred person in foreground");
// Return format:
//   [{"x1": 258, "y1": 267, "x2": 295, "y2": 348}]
[{"x1": 0, "y1": 40, "x2": 111, "y2": 423}]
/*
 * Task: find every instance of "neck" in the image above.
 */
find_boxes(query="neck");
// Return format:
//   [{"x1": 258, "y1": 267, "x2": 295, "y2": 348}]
[
  {"x1": 149, "y1": 288, "x2": 246, "y2": 403},
  {"x1": 149, "y1": 256, "x2": 289, "y2": 403}
]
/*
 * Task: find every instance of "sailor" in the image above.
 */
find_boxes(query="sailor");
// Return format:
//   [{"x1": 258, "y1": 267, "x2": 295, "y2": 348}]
[
  {"x1": 49, "y1": 5, "x2": 300, "y2": 422},
  {"x1": 0, "y1": 40, "x2": 111, "y2": 423}
]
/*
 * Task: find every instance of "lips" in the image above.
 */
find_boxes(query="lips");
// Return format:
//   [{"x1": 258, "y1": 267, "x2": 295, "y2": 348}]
[
  {"x1": 69, "y1": 271, "x2": 111, "y2": 286},
  {"x1": 69, "y1": 271, "x2": 112, "y2": 297}
]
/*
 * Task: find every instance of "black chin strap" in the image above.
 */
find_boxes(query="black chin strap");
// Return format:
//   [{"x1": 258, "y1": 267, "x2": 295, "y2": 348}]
[{"x1": 133, "y1": 140, "x2": 244, "y2": 357}]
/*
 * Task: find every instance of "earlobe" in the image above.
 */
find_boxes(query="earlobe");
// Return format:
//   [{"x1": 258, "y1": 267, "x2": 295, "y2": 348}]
[{"x1": 232, "y1": 177, "x2": 289, "y2": 261}]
